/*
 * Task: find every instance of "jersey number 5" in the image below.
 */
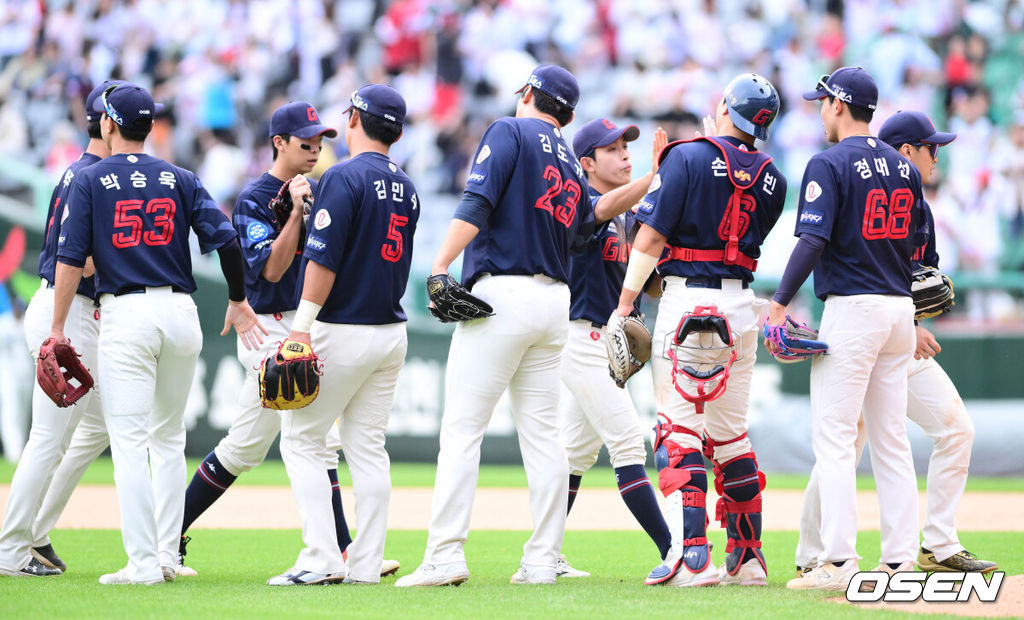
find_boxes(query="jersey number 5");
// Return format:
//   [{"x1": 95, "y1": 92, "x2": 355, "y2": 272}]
[
  {"x1": 381, "y1": 213, "x2": 409, "y2": 262},
  {"x1": 112, "y1": 198, "x2": 176, "y2": 248},
  {"x1": 534, "y1": 165, "x2": 580, "y2": 228},
  {"x1": 861, "y1": 188, "x2": 913, "y2": 240}
]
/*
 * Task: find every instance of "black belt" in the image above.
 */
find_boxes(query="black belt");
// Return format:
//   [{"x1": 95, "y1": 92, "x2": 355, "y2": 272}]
[
  {"x1": 590, "y1": 321, "x2": 604, "y2": 329},
  {"x1": 684, "y1": 276, "x2": 749, "y2": 290},
  {"x1": 114, "y1": 285, "x2": 188, "y2": 296}
]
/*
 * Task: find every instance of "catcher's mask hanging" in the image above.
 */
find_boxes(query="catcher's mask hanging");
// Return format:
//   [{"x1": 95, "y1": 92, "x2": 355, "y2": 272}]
[{"x1": 667, "y1": 305, "x2": 737, "y2": 414}]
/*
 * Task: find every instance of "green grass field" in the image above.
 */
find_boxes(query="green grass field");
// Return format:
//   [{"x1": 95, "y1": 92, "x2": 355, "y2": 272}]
[
  {"x1": 1, "y1": 529, "x2": 1018, "y2": 619},
  {"x1": 3, "y1": 457, "x2": 1023, "y2": 492}
]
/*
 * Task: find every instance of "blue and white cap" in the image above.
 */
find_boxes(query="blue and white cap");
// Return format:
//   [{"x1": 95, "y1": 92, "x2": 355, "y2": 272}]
[
  {"x1": 515, "y1": 64, "x2": 579, "y2": 110},
  {"x1": 92, "y1": 82, "x2": 164, "y2": 128},
  {"x1": 344, "y1": 84, "x2": 406, "y2": 125},
  {"x1": 803, "y1": 67, "x2": 878, "y2": 111}
]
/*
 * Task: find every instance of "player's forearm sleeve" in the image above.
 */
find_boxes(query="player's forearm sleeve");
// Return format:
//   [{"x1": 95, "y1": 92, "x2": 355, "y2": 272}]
[
  {"x1": 216, "y1": 239, "x2": 247, "y2": 302},
  {"x1": 453, "y1": 191, "x2": 493, "y2": 228},
  {"x1": 773, "y1": 233, "x2": 826, "y2": 306}
]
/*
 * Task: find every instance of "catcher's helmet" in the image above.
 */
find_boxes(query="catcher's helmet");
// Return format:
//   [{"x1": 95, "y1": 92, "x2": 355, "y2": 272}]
[{"x1": 723, "y1": 73, "x2": 780, "y2": 141}]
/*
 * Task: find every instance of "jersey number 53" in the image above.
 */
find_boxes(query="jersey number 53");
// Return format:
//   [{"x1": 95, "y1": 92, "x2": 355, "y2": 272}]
[{"x1": 112, "y1": 198, "x2": 176, "y2": 248}]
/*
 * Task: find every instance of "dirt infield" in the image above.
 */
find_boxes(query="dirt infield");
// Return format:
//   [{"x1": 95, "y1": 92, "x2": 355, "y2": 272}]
[{"x1": 1, "y1": 484, "x2": 1018, "y2": 531}]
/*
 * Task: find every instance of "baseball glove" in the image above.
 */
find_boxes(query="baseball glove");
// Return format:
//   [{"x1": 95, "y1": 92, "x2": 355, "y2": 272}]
[
  {"x1": 605, "y1": 311, "x2": 652, "y2": 388},
  {"x1": 911, "y1": 265, "x2": 955, "y2": 320},
  {"x1": 268, "y1": 179, "x2": 295, "y2": 232},
  {"x1": 426, "y1": 274, "x2": 494, "y2": 323},
  {"x1": 259, "y1": 339, "x2": 322, "y2": 410},
  {"x1": 762, "y1": 315, "x2": 828, "y2": 364},
  {"x1": 36, "y1": 338, "x2": 94, "y2": 408}
]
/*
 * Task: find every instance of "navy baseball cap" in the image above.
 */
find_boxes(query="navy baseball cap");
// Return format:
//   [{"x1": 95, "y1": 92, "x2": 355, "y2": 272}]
[
  {"x1": 85, "y1": 80, "x2": 125, "y2": 123},
  {"x1": 803, "y1": 66, "x2": 878, "y2": 111},
  {"x1": 878, "y1": 110, "x2": 956, "y2": 149},
  {"x1": 516, "y1": 64, "x2": 579, "y2": 110},
  {"x1": 572, "y1": 118, "x2": 639, "y2": 159},
  {"x1": 345, "y1": 84, "x2": 406, "y2": 125},
  {"x1": 92, "y1": 82, "x2": 164, "y2": 128},
  {"x1": 269, "y1": 101, "x2": 337, "y2": 139}
]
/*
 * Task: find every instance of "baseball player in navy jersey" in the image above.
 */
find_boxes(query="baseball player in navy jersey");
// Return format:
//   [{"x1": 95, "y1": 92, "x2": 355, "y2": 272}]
[
  {"x1": 51, "y1": 82, "x2": 266, "y2": 585},
  {"x1": 398, "y1": 65, "x2": 641, "y2": 588},
  {"x1": 556, "y1": 118, "x2": 675, "y2": 582},
  {"x1": 614, "y1": 74, "x2": 787, "y2": 587},
  {"x1": 795, "y1": 110, "x2": 997, "y2": 576},
  {"x1": 175, "y1": 101, "x2": 395, "y2": 579},
  {"x1": 0, "y1": 81, "x2": 117, "y2": 579},
  {"x1": 267, "y1": 84, "x2": 417, "y2": 586},
  {"x1": 766, "y1": 68, "x2": 925, "y2": 591}
]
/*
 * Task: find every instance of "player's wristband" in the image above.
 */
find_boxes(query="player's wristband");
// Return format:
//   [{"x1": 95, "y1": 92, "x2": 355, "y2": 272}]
[
  {"x1": 623, "y1": 249, "x2": 660, "y2": 292},
  {"x1": 292, "y1": 299, "x2": 322, "y2": 333}
]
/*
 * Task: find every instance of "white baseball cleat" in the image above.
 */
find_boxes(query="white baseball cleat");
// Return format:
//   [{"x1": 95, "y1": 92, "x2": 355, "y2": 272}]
[
  {"x1": 718, "y1": 557, "x2": 768, "y2": 586},
  {"x1": 99, "y1": 568, "x2": 164, "y2": 585},
  {"x1": 874, "y1": 560, "x2": 917, "y2": 575},
  {"x1": 786, "y1": 561, "x2": 858, "y2": 590},
  {"x1": 663, "y1": 560, "x2": 720, "y2": 587},
  {"x1": 394, "y1": 562, "x2": 469, "y2": 587},
  {"x1": 510, "y1": 561, "x2": 556, "y2": 585},
  {"x1": 555, "y1": 554, "x2": 589, "y2": 578},
  {"x1": 266, "y1": 567, "x2": 345, "y2": 586},
  {"x1": 381, "y1": 559, "x2": 401, "y2": 577}
]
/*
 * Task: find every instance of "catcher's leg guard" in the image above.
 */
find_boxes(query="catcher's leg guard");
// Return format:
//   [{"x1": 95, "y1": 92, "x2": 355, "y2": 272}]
[
  {"x1": 716, "y1": 452, "x2": 767, "y2": 583},
  {"x1": 656, "y1": 443, "x2": 711, "y2": 574}
]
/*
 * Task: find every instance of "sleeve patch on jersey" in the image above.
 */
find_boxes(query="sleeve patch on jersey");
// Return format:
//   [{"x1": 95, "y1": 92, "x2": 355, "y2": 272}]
[
  {"x1": 306, "y1": 235, "x2": 327, "y2": 253},
  {"x1": 60, "y1": 203, "x2": 70, "y2": 223},
  {"x1": 799, "y1": 210, "x2": 824, "y2": 225},
  {"x1": 648, "y1": 173, "x2": 662, "y2": 193},
  {"x1": 314, "y1": 209, "x2": 331, "y2": 230},
  {"x1": 637, "y1": 197, "x2": 655, "y2": 213},
  {"x1": 247, "y1": 221, "x2": 269, "y2": 242},
  {"x1": 804, "y1": 180, "x2": 823, "y2": 203},
  {"x1": 476, "y1": 144, "x2": 491, "y2": 164},
  {"x1": 467, "y1": 171, "x2": 487, "y2": 184}
]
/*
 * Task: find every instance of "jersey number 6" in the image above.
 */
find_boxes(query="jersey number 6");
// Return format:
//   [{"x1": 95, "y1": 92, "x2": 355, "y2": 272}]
[
  {"x1": 861, "y1": 188, "x2": 913, "y2": 240},
  {"x1": 112, "y1": 198, "x2": 176, "y2": 248},
  {"x1": 534, "y1": 165, "x2": 580, "y2": 228}
]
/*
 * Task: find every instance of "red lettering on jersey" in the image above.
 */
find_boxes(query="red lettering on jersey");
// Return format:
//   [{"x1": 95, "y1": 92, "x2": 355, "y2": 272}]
[
  {"x1": 601, "y1": 236, "x2": 630, "y2": 264},
  {"x1": 307, "y1": 107, "x2": 318, "y2": 122},
  {"x1": 381, "y1": 213, "x2": 409, "y2": 262},
  {"x1": 751, "y1": 109, "x2": 772, "y2": 125},
  {"x1": 533, "y1": 165, "x2": 578, "y2": 228},
  {"x1": 861, "y1": 188, "x2": 914, "y2": 241},
  {"x1": 716, "y1": 194, "x2": 756, "y2": 242},
  {"x1": 46, "y1": 198, "x2": 59, "y2": 242}
]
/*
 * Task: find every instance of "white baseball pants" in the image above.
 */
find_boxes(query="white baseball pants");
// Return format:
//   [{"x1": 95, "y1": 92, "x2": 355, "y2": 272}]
[
  {"x1": 0, "y1": 286, "x2": 101, "y2": 571},
  {"x1": 560, "y1": 320, "x2": 646, "y2": 474},
  {"x1": 278, "y1": 321, "x2": 406, "y2": 582},
  {"x1": 423, "y1": 275, "x2": 570, "y2": 570},
  {"x1": 98, "y1": 288, "x2": 202, "y2": 582},
  {"x1": 809, "y1": 294, "x2": 918, "y2": 566},
  {"x1": 796, "y1": 353, "x2": 973, "y2": 566}
]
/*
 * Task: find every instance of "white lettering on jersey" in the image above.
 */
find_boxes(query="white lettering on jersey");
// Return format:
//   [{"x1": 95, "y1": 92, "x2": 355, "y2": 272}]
[
  {"x1": 711, "y1": 157, "x2": 727, "y2": 177},
  {"x1": 805, "y1": 180, "x2": 822, "y2": 203},
  {"x1": 374, "y1": 179, "x2": 387, "y2": 200},
  {"x1": 62, "y1": 169, "x2": 74, "y2": 188},
  {"x1": 159, "y1": 171, "x2": 176, "y2": 189},
  {"x1": 130, "y1": 171, "x2": 148, "y2": 188},
  {"x1": 391, "y1": 182, "x2": 404, "y2": 202},
  {"x1": 411, "y1": 194, "x2": 418, "y2": 210},
  {"x1": 538, "y1": 134, "x2": 552, "y2": 154},
  {"x1": 556, "y1": 141, "x2": 569, "y2": 163},
  {"x1": 898, "y1": 160, "x2": 911, "y2": 180},
  {"x1": 314, "y1": 209, "x2": 331, "y2": 230},
  {"x1": 762, "y1": 171, "x2": 777, "y2": 196},
  {"x1": 874, "y1": 158, "x2": 890, "y2": 176},
  {"x1": 854, "y1": 158, "x2": 872, "y2": 179},
  {"x1": 100, "y1": 173, "x2": 121, "y2": 190}
]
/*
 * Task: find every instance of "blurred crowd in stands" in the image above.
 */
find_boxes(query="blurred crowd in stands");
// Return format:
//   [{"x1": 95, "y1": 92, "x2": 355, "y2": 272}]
[{"x1": 1, "y1": 0, "x2": 1024, "y2": 320}]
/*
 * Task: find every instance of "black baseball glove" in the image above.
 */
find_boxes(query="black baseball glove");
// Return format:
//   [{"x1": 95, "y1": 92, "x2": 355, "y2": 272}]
[
  {"x1": 911, "y1": 266, "x2": 955, "y2": 320},
  {"x1": 426, "y1": 274, "x2": 494, "y2": 323}
]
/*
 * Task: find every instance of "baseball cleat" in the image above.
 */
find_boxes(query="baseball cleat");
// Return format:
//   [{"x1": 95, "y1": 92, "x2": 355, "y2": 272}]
[
  {"x1": 645, "y1": 542, "x2": 684, "y2": 585},
  {"x1": 381, "y1": 559, "x2": 401, "y2": 577},
  {"x1": 794, "y1": 564, "x2": 814, "y2": 579},
  {"x1": 719, "y1": 557, "x2": 768, "y2": 586},
  {"x1": 555, "y1": 554, "x2": 589, "y2": 578},
  {"x1": 786, "y1": 561, "x2": 858, "y2": 590},
  {"x1": 162, "y1": 566, "x2": 176, "y2": 582},
  {"x1": 394, "y1": 562, "x2": 469, "y2": 587},
  {"x1": 175, "y1": 535, "x2": 197, "y2": 577},
  {"x1": 917, "y1": 547, "x2": 998, "y2": 574},
  {"x1": 267, "y1": 567, "x2": 345, "y2": 586},
  {"x1": 663, "y1": 560, "x2": 719, "y2": 587},
  {"x1": 875, "y1": 560, "x2": 917, "y2": 576},
  {"x1": 31, "y1": 544, "x2": 66, "y2": 572},
  {"x1": 0, "y1": 558, "x2": 62, "y2": 577},
  {"x1": 510, "y1": 561, "x2": 556, "y2": 585},
  {"x1": 99, "y1": 568, "x2": 164, "y2": 585}
]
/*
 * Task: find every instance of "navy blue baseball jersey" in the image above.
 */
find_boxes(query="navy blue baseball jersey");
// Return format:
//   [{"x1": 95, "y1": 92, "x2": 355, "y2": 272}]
[
  {"x1": 233, "y1": 173, "x2": 318, "y2": 314},
  {"x1": 39, "y1": 152, "x2": 102, "y2": 299},
  {"x1": 569, "y1": 188, "x2": 638, "y2": 325},
  {"x1": 57, "y1": 153, "x2": 237, "y2": 294},
  {"x1": 636, "y1": 136, "x2": 787, "y2": 282},
  {"x1": 910, "y1": 200, "x2": 938, "y2": 269},
  {"x1": 794, "y1": 136, "x2": 924, "y2": 299},
  {"x1": 300, "y1": 152, "x2": 419, "y2": 324},
  {"x1": 460, "y1": 117, "x2": 593, "y2": 288}
]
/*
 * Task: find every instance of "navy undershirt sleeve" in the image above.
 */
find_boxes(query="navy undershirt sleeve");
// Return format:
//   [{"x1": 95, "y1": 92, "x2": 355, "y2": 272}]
[
  {"x1": 773, "y1": 233, "x2": 827, "y2": 306},
  {"x1": 453, "y1": 191, "x2": 493, "y2": 228},
  {"x1": 216, "y1": 238, "x2": 247, "y2": 302}
]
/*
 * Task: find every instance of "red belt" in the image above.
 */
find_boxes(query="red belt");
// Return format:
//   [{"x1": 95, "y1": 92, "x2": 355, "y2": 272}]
[{"x1": 664, "y1": 246, "x2": 757, "y2": 271}]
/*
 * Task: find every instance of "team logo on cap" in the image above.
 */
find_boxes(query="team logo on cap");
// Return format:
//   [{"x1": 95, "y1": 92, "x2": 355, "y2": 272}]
[
  {"x1": 805, "y1": 180, "x2": 822, "y2": 203},
  {"x1": 528, "y1": 75, "x2": 544, "y2": 90},
  {"x1": 314, "y1": 209, "x2": 331, "y2": 230},
  {"x1": 351, "y1": 93, "x2": 369, "y2": 112}
]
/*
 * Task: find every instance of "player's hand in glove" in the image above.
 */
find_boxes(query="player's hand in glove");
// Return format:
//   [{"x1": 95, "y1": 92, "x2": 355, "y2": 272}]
[
  {"x1": 36, "y1": 336, "x2": 94, "y2": 407},
  {"x1": 426, "y1": 273, "x2": 494, "y2": 323},
  {"x1": 259, "y1": 339, "x2": 322, "y2": 410},
  {"x1": 605, "y1": 311, "x2": 652, "y2": 388},
  {"x1": 911, "y1": 265, "x2": 955, "y2": 320},
  {"x1": 762, "y1": 315, "x2": 828, "y2": 363},
  {"x1": 222, "y1": 299, "x2": 269, "y2": 350}
]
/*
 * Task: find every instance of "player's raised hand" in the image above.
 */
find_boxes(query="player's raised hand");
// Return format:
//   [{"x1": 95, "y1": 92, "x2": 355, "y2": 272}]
[
  {"x1": 222, "y1": 299, "x2": 269, "y2": 350},
  {"x1": 694, "y1": 114, "x2": 718, "y2": 139},
  {"x1": 652, "y1": 127, "x2": 668, "y2": 173},
  {"x1": 287, "y1": 175, "x2": 312, "y2": 217}
]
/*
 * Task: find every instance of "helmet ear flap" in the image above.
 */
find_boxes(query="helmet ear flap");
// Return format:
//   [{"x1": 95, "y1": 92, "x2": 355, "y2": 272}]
[{"x1": 723, "y1": 73, "x2": 780, "y2": 141}]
